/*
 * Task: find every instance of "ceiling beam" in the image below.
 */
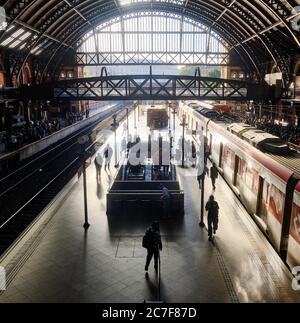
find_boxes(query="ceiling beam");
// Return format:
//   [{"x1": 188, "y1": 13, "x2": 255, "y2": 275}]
[
  {"x1": 63, "y1": 0, "x2": 93, "y2": 27},
  {"x1": 232, "y1": 11, "x2": 300, "y2": 48},
  {"x1": 14, "y1": 19, "x2": 73, "y2": 48},
  {"x1": 209, "y1": 0, "x2": 236, "y2": 29}
]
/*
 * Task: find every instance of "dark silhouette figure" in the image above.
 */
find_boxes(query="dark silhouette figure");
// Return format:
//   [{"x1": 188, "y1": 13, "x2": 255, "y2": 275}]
[
  {"x1": 104, "y1": 144, "x2": 113, "y2": 171},
  {"x1": 95, "y1": 153, "x2": 103, "y2": 183},
  {"x1": 143, "y1": 222, "x2": 163, "y2": 272},
  {"x1": 205, "y1": 195, "x2": 219, "y2": 242},
  {"x1": 197, "y1": 165, "x2": 208, "y2": 190},
  {"x1": 191, "y1": 141, "x2": 197, "y2": 167},
  {"x1": 210, "y1": 163, "x2": 219, "y2": 190}
]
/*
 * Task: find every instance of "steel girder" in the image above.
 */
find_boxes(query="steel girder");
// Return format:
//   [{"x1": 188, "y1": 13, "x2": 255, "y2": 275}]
[{"x1": 19, "y1": 74, "x2": 275, "y2": 102}]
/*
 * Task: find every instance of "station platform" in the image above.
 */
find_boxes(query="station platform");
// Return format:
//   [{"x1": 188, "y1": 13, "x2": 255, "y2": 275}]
[
  {"x1": 0, "y1": 105, "x2": 299, "y2": 303},
  {"x1": 0, "y1": 102, "x2": 121, "y2": 162}
]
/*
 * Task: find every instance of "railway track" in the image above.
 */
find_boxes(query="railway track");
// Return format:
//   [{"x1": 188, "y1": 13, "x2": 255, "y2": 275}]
[{"x1": 0, "y1": 105, "x2": 131, "y2": 255}]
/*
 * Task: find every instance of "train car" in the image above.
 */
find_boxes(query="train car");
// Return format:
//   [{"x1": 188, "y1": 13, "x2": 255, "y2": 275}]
[{"x1": 180, "y1": 102, "x2": 300, "y2": 268}]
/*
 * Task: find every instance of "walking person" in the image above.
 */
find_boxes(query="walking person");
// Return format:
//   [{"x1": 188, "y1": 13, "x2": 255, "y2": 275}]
[
  {"x1": 191, "y1": 141, "x2": 197, "y2": 167},
  {"x1": 205, "y1": 195, "x2": 220, "y2": 242},
  {"x1": 160, "y1": 183, "x2": 172, "y2": 218},
  {"x1": 197, "y1": 164, "x2": 208, "y2": 190},
  {"x1": 103, "y1": 144, "x2": 113, "y2": 171},
  {"x1": 210, "y1": 162, "x2": 219, "y2": 190},
  {"x1": 143, "y1": 222, "x2": 163, "y2": 272},
  {"x1": 94, "y1": 153, "x2": 103, "y2": 183}
]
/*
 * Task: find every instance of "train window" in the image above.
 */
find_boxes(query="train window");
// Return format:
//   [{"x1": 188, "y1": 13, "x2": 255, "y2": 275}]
[
  {"x1": 223, "y1": 146, "x2": 229, "y2": 164},
  {"x1": 238, "y1": 159, "x2": 246, "y2": 176},
  {"x1": 230, "y1": 150, "x2": 235, "y2": 169},
  {"x1": 245, "y1": 166, "x2": 253, "y2": 189},
  {"x1": 269, "y1": 185, "x2": 285, "y2": 224},
  {"x1": 222, "y1": 146, "x2": 235, "y2": 169}
]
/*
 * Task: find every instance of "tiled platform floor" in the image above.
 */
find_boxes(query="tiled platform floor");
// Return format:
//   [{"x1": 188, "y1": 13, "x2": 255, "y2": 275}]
[{"x1": 0, "y1": 107, "x2": 299, "y2": 303}]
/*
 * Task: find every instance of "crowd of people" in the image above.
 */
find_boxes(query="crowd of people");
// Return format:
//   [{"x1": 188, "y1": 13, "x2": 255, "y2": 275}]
[
  {"x1": 0, "y1": 119, "x2": 62, "y2": 152},
  {"x1": 66, "y1": 110, "x2": 89, "y2": 126},
  {"x1": 0, "y1": 109, "x2": 91, "y2": 154}
]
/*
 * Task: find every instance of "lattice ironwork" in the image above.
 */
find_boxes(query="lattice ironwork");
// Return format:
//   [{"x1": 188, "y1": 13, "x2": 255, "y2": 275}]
[
  {"x1": 75, "y1": 52, "x2": 230, "y2": 66},
  {"x1": 34, "y1": 74, "x2": 273, "y2": 101}
]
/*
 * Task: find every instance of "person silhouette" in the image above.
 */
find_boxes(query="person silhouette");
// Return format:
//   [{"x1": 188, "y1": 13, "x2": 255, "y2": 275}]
[
  {"x1": 143, "y1": 222, "x2": 162, "y2": 272},
  {"x1": 205, "y1": 195, "x2": 220, "y2": 242},
  {"x1": 103, "y1": 144, "x2": 113, "y2": 171}
]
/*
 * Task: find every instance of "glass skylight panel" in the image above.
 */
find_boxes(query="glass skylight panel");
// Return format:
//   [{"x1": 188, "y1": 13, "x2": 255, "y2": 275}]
[
  {"x1": 77, "y1": 11, "x2": 228, "y2": 65},
  {"x1": 19, "y1": 32, "x2": 32, "y2": 40},
  {"x1": 30, "y1": 47, "x2": 39, "y2": 54},
  {"x1": 0, "y1": 25, "x2": 33, "y2": 49},
  {"x1": 8, "y1": 39, "x2": 22, "y2": 48},
  {"x1": 10, "y1": 28, "x2": 25, "y2": 38},
  {"x1": 0, "y1": 37, "x2": 14, "y2": 46},
  {"x1": 19, "y1": 43, "x2": 26, "y2": 50},
  {"x1": 119, "y1": 0, "x2": 185, "y2": 6}
]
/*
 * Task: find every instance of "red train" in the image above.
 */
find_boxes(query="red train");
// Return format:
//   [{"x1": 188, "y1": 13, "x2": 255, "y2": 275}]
[{"x1": 181, "y1": 102, "x2": 300, "y2": 270}]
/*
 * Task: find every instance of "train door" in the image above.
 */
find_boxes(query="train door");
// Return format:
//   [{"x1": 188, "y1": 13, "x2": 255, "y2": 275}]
[
  {"x1": 209, "y1": 134, "x2": 213, "y2": 154},
  {"x1": 219, "y1": 143, "x2": 223, "y2": 168},
  {"x1": 279, "y1": 177, "x2": 299, "y2": 261},
  {"x1": 233, "y1": 155, "x2": 240, "y2": 186},
  {"x1": 256, "y1": 176, "x2": 264, "y2": 215},
  {"x1": 256, "y1": 176, "x2": 266, "y2": 223}
]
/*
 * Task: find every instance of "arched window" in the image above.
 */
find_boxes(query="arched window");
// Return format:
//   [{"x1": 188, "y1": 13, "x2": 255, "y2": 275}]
[
  {"x1": 76, "y1": 12, "x2": 229, "y2": 66},
  {"x1": 60, "y1": 72, "x2": 66, "y2": 79}
]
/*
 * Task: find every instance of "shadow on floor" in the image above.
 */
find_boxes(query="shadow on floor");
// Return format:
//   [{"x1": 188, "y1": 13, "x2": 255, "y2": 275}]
[{"x1": 107, "y1": 212, "x2": 186, "y2": 236}]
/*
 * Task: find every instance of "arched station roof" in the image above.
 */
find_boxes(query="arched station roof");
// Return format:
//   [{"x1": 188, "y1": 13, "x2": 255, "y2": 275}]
[{"x1": 0, "y1": 0, "x2": 300, "y2": 84}]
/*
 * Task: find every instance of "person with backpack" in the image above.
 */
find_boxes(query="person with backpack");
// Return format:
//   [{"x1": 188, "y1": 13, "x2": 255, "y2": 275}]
[
  {"x1": 94, "y1": 153, "x2": 103, "y2": 183},
  {"x1": 210, "y1": 163, "x2": 219, "y2": 190},
  {"x1": 143, "y1": 222, "x2": 163, "y2": 272},
  {"x1": 205, "y1": 195, "x2": 220, "y2": 242}
]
